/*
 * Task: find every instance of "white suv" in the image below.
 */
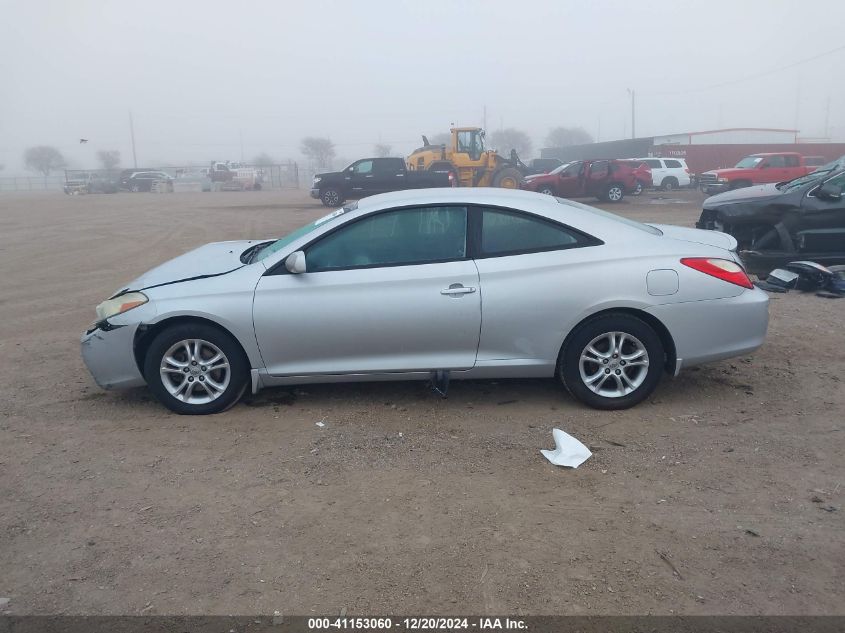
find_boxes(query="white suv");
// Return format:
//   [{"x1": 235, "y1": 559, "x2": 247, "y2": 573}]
[{"x1": 635, "y1": 157, "x2": 691, "y2": 191}]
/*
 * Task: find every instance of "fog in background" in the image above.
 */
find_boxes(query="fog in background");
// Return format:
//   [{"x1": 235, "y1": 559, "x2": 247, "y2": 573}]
[{"x1": 2, "y1": 0, "x2": 845, "y2": 173}]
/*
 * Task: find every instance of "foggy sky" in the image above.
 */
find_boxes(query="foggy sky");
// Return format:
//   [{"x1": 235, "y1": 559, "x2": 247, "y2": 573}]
[{"x1": 2, "y1": 0, "x2": 845, "y2": 173}]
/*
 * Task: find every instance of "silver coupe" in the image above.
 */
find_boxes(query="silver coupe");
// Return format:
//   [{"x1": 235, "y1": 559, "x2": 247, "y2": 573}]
[{"x1": 81, "y1": 188, "x2": 769, "y2": 414}]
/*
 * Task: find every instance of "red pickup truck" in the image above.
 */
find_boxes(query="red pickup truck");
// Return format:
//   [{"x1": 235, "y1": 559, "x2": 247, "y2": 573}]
[{"x1": 698, "y1": 152, "x2": 814, "y2": 195}]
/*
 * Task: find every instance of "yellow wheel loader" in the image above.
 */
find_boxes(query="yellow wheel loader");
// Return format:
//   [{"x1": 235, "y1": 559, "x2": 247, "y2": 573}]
[{"x1": 406, "y1": 127, "x2": 526, "y2": 188}]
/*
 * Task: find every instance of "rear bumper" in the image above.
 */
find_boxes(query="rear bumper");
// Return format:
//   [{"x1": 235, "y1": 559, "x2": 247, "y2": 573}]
[
  {"x1": 645, "y1": 288, "x2": 769, "y2": 372},
  {"x1": 80, "y1": 323, "x2": 146, "y2": 390},
  {"x1": 309, "y1": 188, "x2": 320, "y2": 199}
]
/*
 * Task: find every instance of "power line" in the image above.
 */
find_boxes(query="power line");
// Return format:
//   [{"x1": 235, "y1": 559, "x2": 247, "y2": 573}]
[{"x1": 649, "y1": 43, "x2": 845, "y2": 96}]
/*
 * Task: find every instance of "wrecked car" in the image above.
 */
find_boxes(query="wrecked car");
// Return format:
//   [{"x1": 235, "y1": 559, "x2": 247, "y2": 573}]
[
  {"x1": 82, "y1": 188, "x2": 768, "y2": 415},
  {"x1": 696, "y1": 168, "x2": 845, "y2": 275}
]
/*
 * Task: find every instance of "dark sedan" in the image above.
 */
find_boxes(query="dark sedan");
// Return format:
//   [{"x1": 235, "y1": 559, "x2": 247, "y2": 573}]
[
  {"x1": 120, "y1": 170, "x2": 173, "y2": 192},
  {"x1": 696, "y1": 168, "x2": 845, "y2": 274}
]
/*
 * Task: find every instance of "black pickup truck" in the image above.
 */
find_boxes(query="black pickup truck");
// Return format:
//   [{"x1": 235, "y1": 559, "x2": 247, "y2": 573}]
[{"x1": 310, "y1": 157, "x2": 454, "y2": 207}]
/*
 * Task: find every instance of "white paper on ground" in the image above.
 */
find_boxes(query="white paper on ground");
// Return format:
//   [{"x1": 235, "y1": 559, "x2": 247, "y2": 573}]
[{"x1": 540, "y1": 428, "x2": 592, "y2": 468}]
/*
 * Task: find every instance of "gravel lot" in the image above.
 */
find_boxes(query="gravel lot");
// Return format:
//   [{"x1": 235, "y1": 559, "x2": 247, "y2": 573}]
[{"x1": 0, "y1": 189, "x2": 842, "y2": 616}]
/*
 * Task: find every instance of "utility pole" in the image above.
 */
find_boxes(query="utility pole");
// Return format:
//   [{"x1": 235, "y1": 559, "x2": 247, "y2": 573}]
[
  {"x1": 824, "y1": 94, "x2": 831, "y2": 139},
  {"x1": 239, "y1": 129, "x2": 244, "y2": 162},
  {"x1": 129, "y1": 111, "x2": 138, "y2": 168},
  {"x1": 483, "y1": 105, "x2": 487, "y2": 132},
  {"x1": 627, "y1": 89, "x2": 636, "y2": 139}
]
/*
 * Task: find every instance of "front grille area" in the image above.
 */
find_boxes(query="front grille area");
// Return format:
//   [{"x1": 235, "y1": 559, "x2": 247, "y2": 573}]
[{"x1": 698, "y1": 173, "x2": 718, "y2": 184}]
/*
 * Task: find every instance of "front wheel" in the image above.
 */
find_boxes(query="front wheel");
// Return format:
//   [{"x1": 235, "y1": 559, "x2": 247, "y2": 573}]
[
  {"x1": 320, "y1": 188, "x2": 343, "y2": 207},
  {"x1": 538, "y1": 185, "x2": 556, "y2": 196},
  {"x1": 631, "y1": 181, "x2": 643, "y2": 196},
  {"x1": 559, "y1": 314, "x2": 664, "y2": 410},
  {"x1": 144, "y1": 323, "x2": 249, "y2": 415},
  {"x1": 130, "y1": 183, "x2": 141, "y2": 193}
]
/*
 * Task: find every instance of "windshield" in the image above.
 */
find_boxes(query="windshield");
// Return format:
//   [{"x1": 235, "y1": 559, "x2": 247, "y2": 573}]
[
  {"x1": 777, "y1": 170, "x2": 832, "y2": 192},
  {"x1": 555, "y1": 198, "x2": 662, "y2": 235},
  {"x1": 735, "y1": 156, "x2": 763, "y2": 169},
  {"x1": 251, "y1": 203, "x2": 358, "y2": 263},
  {"x1": 548, "y1": 162, "x2": 572, "y2": 175}
]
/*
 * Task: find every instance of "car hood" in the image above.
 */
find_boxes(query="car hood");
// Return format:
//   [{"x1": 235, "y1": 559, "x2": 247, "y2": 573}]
[
  {"x1": 704, "y1": 182, "x2": 782, "y2": 206},
  {"x1": 118, "y1": 240, "x2": 265, "y2": 294},
  {"x1": 648, "y1": 224, "x2": 738, "y2": 251},
  {"x1": 702, "y1": 167, "x2": 750, "y2": 177}
]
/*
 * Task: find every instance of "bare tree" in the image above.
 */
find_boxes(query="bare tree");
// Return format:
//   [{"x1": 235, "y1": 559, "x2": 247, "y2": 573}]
[
  {"x1": 300, "y1": 137, "x2": 335, "y2": 169},
  {"x1": 24, "y1": 146, "x2": 66, "y2": 182},
  {"x1": 373, "y1": 143, "x2": 392, "y2": 157},
  {"x1": 489, "y1": 128, "x2": 533, "y2": 159},
  {"x1": 96, "y1": 149, "x2": 121, "y2": 171},
  {"x1": 545, "y1": 127, "x2": 594, "y2": 148},
  {"x1": 252, "y1": 152, "x2": 275, "y2": 166}
]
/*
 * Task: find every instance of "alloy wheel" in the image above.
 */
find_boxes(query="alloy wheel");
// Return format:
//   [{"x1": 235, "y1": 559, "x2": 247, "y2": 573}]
[
  {"x1": 578, "y1": 331, "x2": 649, "y2": 398},
  {"x1": 159, "y1": 339, "x2": 231, "y2": 404},
  {"x1": 607, "y1": 186, "x2": 623, "y2": 201}
]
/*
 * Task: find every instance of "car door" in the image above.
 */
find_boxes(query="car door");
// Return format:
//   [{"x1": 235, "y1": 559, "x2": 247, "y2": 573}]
[
  {"x1": 346, "y1": 160, "x2": 376, "y2": 196},
  {"x1": 801, "y1": 171, "x2": 845, "y2": 231},
  {"x1": 371, "y1": 158, "x2": 403, "y2": 194},
  {"x1": 586, "y1": 160, "x2": 610, "y2": 196},
  {"x1": 555, "y1": 161, "x2": 585, "y2": 197},
  {"x1": 470, "y1": 206, "x2": 601, "y2": 367},
  {"x1": 252, "y1": 205, "x2": 481, "y2": 376},
  {"x1": 759, "y1": 155, "x2": 789, "y2": 183}
]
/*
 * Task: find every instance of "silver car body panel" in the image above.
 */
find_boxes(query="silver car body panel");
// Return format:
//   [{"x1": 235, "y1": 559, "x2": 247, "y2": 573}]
[{"x1": 80, "y1": 188, "x2": 769, "y2": 394}]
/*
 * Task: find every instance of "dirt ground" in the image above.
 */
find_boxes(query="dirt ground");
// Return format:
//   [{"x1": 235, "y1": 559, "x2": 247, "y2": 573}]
[{"x1": 0, "y1": 188, "x2": 842, "y2": 616}]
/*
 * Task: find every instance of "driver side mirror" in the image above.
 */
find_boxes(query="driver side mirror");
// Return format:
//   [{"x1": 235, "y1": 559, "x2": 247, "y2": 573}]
[
  {"x1": 285, "y1": 250, "x2": 307, "y2": 274},
  {"x1": 817, "y1": 182, "x2": 843, "y2": 201}
]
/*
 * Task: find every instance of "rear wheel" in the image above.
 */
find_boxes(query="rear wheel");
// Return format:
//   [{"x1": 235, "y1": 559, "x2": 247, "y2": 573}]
[
  {"x1": 491, "y1": 167, "x2": 522, "y2": 189},
  {"x1": 320, "y1": 188, "x2": 343, "y2": 207},
  {"x1": 144, "y1": 323, "x2": 249, "y2": 415},
  {"x1": 661, "y1": 177, "x2": 678, "y2": 191},
  {"x1": 603, "y1": 183, "x2": 625, "y2": 202},
  {"x1": 559, "y1": 314, "x2": 664, "y2": 410},
  {"x1": 632, "y1": 181, "x2": 644, "y2": 196}
]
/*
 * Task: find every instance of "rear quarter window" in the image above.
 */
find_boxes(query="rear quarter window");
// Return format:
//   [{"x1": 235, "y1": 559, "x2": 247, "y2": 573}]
[{"x1": 664, "y1": 160, "x2": 682, "y2": 168}]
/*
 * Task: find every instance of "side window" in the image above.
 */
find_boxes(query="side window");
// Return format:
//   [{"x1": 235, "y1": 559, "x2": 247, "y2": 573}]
[
  {"x1": 352, "y1": 160, "x2": 373, "y2": 174},
  {"x1": 561, "y1": 162, "x2": 583, "y2": 177},
  {"x1": 374, "y1": 159, "x2": 401, "y2": 173},
  {"x1": 784, "y1": 155, "x2": 800, "y2": 167},
  {"x1": 588, "y1": 160, "x2": 609, "y2": 178},
  {"x1": 766, "y1": 155, "x2": 786, "y2": 168},
  {"x1": 645, "y1": 159, "x2": 662, "y2": 169},
  {"x1": 479, "y1": 208, "x2": 583, "y2": 257},
  {"x1": 664, "y1": 160, "x2": 682, "y2": 168},
  {"x1": 824, "y1": 172, "x2": 845, "y2": 189},
  {"x1": 306, "y1": 206, "x2": 467, "y2": 271}
]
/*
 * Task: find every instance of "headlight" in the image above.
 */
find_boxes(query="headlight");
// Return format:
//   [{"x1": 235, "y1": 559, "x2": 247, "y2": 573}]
[
  {"x1": 95, "y1": 292, "x2": 148, "y2": 320},
  {"x1": 312, "y1": 176, "x2": 321, "y2": 184},
  {"x1": 717, "y1": 177, "x2": 729, "y2": 183}
]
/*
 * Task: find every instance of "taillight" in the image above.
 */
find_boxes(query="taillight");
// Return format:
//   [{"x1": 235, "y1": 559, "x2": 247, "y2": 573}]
[
  {"x1": 449, "y1": 171, "x2": 457, "y2": 187},
  {"x1": 684, "y1": 168, "x2": 691, "y2": 174},
  {"x1": 681, "y1": 257, "x2": 753, "y2": 289}
]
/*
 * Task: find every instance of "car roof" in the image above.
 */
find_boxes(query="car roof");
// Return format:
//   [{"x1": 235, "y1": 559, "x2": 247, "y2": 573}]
[{"x1": 355, "y1": 187, "x2": 560, "y2": 210}]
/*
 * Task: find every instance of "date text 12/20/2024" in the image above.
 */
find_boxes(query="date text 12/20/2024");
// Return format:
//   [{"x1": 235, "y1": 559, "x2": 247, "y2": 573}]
[{"x1": 308, "y1": 617, "x2": 527, "y2": 630}]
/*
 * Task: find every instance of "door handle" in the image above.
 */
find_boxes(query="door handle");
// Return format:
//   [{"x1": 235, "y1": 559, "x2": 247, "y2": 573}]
[{"x1": 441, "y1": 284, "x2": 476, "y2": 296}]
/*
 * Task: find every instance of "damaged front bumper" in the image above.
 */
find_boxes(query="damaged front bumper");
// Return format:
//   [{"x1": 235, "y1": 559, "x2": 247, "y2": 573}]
[{"x1": 80, "y1": 321, "x2": 146, "y2": 390}]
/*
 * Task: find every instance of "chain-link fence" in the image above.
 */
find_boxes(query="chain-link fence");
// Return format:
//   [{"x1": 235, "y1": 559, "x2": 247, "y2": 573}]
[{"x1": 1, "y1": 162, "x2": 300, "y2": 193}]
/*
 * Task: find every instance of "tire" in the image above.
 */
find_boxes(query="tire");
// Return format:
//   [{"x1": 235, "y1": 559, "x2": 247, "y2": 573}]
[
  {"x1": 130, "y1": 183, "x2": 141, "y2": 193},
  {"x1": 253, "y1": 183, "x2": 262, "y2": 191},
  {"x1": 631, "y1": 181, "x2": 644, "y2": 196},
  {"x1": 661, "y1": 177, "x2": 678, "y2": 191},
  {"x1": 558, "y1": 313, "x2": 664, "y2": 410},
  {"x1": 538, "y1": 185, "x2": 556, "y2": 196},
  {"x1": 320, "y1": 188, "x2": 343, "y2": 207},
  {"x1": 491, "y1": 166, "x2": 522, "y2": 189},
  {"x1": 143, "y1": 323, "x2": 249, "y2": 415},
  {"x1": 602, "y1": 183, "x2": 625, "y2": 202}
]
